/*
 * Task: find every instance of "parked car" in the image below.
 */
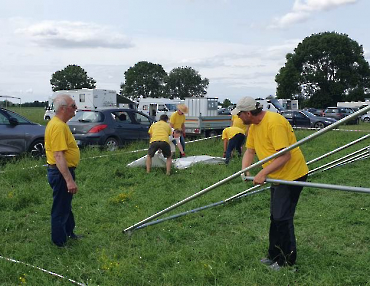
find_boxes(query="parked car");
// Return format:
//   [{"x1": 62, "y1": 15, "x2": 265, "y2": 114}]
[
  {"x1": 361, "y1": 112, "x2": 370, "y2": 122},
  {"x1": 67, "y1": 108, "x2": 155, "y2": 150},
  {"x1": 322, "y1": 107, "x2": 359, "y2": 125},
  {"x1": 306, "y1": 108, "x2": 324, "y2": 116},
  {"x1": 280, "y1": 110, "x2": 337, "y2": 129},
  {"x1": 217, "y1": 108, "x2": 231, "y2": 115},
  {"x1": 0, "y1": 107, "x2": 45, "y2": 158}
]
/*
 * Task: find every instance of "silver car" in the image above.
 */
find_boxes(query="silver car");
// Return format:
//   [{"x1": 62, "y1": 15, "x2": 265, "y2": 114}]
[{"x1": 0, "y1": 108, "x2": 45, "y2": 158}]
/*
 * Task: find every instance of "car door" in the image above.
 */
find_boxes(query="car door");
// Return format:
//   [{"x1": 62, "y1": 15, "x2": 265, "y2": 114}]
[
  {"x1": 130, "y1": 111, "x2": 154, "y2": 140},
  {"x1": 110, "y1": 110, "x2": 143, "y2": 142},
  {"x1": 293, "y1": 111, "x2": 310, "y2": 127},
  {"x1": 281, "y1": 111, "x2": 294, "y2": 126},
  {"x1": 0, "y1": 110, "x2": 26, "y2": 155}
]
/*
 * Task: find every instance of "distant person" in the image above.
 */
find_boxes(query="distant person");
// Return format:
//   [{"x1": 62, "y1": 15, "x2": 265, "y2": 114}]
[
  {"x1": 170, "y1": 129, "x2": 186, "y2": 158},
  {"x1": 231, "y1": 114, "x2": 249, "y2": 135},
  {"x1": 146, "y1": 114, "x2": 172, "y2": 175},
  {"x1": 222, "y1": 126, "x2": 245, "y2": 164},
  {"x1": 233, "y1": 96, "x2": 308, "y2": 270},
  {"x1": 45, "y1": 94, "x2": 81, "y2": 247},
  {"x1": 170, "y1": 104, "x2": 188, "y2": 156}
]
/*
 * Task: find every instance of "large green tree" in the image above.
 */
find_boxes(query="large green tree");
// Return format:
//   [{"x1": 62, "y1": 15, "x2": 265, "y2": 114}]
[
  {"x1": 166, "y1": 67, "x2": 209, "y2": 99},
  {"x1": 120, "y1": 61, "x2": 167, "y2": 99},
  {"x1": 50, "y1": 64, "x2": 96, "y2": 92},
  {"x1": 275, "y1": 32, "x2": 370, "y2": 108}
]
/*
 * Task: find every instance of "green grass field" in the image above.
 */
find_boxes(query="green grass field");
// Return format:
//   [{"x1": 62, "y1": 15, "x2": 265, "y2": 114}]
[{"x1": 0, "y1": 123, "x2": 369, "y2": 285}]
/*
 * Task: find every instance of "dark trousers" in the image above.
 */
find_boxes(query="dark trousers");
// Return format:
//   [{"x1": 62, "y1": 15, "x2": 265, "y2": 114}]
[
  {"x1": 268, "y1": 174, "x2": 307, "y2": 266},
  {"x1": 225, "y1": 133, "x2": 245, "y2": 164},
  {"x1": 47, "y1": 167, "x2": 76, "y2": 246}
]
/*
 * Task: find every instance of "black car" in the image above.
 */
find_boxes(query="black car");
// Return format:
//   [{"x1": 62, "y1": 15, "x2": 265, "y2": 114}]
[
  {"x1": 306, "y1": 108, "x2": 324, "y2": 116},
  {"x1": 67, "y1": 108, "x2": 155, "y2": 150},
  {"x1": 322, "y1": 107, "x2": 359, "y2": 125},
  {"x1": 0, "y1": 107, "x2": 45, "y2": 158},
  {"x1": 280, "y1": 110, "x2": 337, "y2": 129}
]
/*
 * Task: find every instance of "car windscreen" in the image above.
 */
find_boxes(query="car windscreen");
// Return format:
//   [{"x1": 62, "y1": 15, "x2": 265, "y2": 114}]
[
  {"x1": 301, "y1": 110, "x2": 315, "y2": 118},
  {"x1": 4, "y1": 109, "x2": 31, "y2": 124},
  {"x1": 69, "y1": 111, "x2": 103, "y2": 123}
]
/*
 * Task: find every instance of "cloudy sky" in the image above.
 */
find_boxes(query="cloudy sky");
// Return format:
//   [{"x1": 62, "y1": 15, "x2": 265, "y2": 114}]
[{"x1": 0, "y1": 0, "x2": 368, "y2": 104}]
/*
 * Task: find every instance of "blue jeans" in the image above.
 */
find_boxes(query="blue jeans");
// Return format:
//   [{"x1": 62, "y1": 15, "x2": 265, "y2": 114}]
[
  {"x1": 180, "y1": 135, "x2": 185, "y2": 152},
  {"x1": 225, "y1": 133, "x2": 245, "y2": 164},
  {"x1": 47, "y1": 167, "x2": 76, "y2": 246}
]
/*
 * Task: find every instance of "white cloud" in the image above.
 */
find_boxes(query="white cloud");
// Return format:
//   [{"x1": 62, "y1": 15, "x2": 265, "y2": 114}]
[
  {"x1": 269, "y1": 0, "x2": 357, "y2": 28},
  {"x1": 16, "y1": 21, "x2": 133, "y2": 49}
]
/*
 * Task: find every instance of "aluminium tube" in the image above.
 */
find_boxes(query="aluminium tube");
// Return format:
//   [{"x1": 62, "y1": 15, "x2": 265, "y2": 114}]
[
  {"x1": 306, "y1": 134, "x2": 370, "y2": 165},
  {"x1": 308, "y1": 147, "x2": 369, "y2": 175},
  {"x1": 135, "y1": 186, "x2": 267, "y2": 230},
  {"x1": 244, "y1": 176, "x2": 370, "y2": 194},
  {"x1": 123, "y1": 105, "x2": 370, "y2": 233},
  {"x1": 318, "y1": 153, "x2": 369, "y2": 174},
  {"x1": 134, "y1": 147, "x2": 368, "y2": 231}
]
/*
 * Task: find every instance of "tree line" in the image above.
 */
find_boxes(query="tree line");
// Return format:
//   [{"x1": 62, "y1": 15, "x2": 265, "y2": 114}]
[
  {"x1": 49, "y1": 32, "x2": 370, "y2": 108},
  {"x1": 50, "y1": 62, "x2": 209, "y2": 100}
]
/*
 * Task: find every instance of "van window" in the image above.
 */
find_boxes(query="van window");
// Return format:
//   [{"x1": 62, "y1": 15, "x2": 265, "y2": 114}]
[{"x1": 79, "y1": 94, "x2": 85, "y2": 103}]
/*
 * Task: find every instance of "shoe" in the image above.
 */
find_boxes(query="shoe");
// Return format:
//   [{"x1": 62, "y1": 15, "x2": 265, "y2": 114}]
[
  {"x1": 269, "y1": 262, "x2": 283, "y2": 271},
  {"x1": 260, "y1": 258, "x2": 274, "y2": 265},
  {"x1": 69, "y1": 234, "x2": 84, "y2": 240}
]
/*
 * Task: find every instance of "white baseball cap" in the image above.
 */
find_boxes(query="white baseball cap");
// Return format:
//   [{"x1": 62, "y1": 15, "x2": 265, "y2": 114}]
[{"x1": 231, "y1": 96, "x2": 260, "y2": 115}]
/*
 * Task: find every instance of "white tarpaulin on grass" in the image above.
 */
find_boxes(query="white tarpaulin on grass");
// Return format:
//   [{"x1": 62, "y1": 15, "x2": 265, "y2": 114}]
[{"x1": 127, "y1": 152, "x2": 225, "y2": 169}]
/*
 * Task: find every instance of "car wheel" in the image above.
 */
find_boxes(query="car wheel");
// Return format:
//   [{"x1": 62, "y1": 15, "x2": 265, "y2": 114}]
[
  {"x1": 104, "y1": 137, "x2": 119, "y2": 151},
  {"x1": 28, "y1": 139, "x2": 45, "y2": 158},
  {"x1": 314, "y1": 122, "x2": 325, "y2": 129},
  {"x1": 207, "y1": 130, "x2": 218, "y2": 137},
  {"x1": 363, "y1": 117, "x2": 370, "y2": 122}
]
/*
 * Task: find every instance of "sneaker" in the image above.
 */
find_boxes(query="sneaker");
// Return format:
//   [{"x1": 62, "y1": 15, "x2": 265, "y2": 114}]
[
  {"x1": 260, "y1": 258, "x2": 274, "y2": 265},
  {"x1": 269, "y1": 262, "x2": 283, "y2": 271},
  {"x1": 69, "y1": 234, "x2": 84, "y2": 240}
]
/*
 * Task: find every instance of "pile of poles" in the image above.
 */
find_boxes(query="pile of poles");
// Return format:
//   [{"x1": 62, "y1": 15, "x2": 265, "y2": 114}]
[{"x1": 123, "y1": 106, "x2": 370, "y2": 234}]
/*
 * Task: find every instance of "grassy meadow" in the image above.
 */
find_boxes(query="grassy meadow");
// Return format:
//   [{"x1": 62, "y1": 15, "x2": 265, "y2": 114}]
[{"x1": 0, "y1": 108, "x2": 370, "y2": 285}]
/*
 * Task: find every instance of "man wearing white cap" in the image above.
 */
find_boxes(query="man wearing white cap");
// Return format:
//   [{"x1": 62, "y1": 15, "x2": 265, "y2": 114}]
[{"x1": 232, "y1": 96, "x2": 308, "y2": 270}]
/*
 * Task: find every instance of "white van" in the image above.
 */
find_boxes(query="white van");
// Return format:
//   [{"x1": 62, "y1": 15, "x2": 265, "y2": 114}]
[{"x1": 137, "y1": 97, "x2": 183, "y2": 121}]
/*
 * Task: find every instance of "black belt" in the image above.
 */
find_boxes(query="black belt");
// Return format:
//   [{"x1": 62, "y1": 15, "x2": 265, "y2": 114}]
[{"x1": 47, "y1": 164, "x2": 76, "y2": 170}]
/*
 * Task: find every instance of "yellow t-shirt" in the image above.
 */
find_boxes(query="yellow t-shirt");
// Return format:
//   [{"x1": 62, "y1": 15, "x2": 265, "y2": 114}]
[
  {"x1": 246, "y1": 112, "x2": 308, "y2": 181},
  {"x1": 170, "y1": 111, "x2": 185, "y2": 130},
  {"x1": 148, "y1": 120, "x2": 172, "y2": 143},
  {"x1": 222, "y1": 126, "x2": 245, "y2": 140},
  {"x1": 232, "y1": 114, "x2": 249, "y2": 134},
  {"x1": 45, "y1": 117, "x2": 80, "y2": 167}
]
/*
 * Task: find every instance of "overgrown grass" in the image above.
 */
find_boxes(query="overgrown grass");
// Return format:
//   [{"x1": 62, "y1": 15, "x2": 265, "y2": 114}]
[{"x1": 0, "y1": 129, "x2": 370, "y2": 285}]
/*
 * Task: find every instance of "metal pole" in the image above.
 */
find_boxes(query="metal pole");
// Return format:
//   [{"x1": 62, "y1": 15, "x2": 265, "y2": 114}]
[
  {"x1": 244, "y1": 176, "x2": 370, "y2": 194},
  {"x1": 132, "y1": 147, "x2": 369, "y2": 231},
  {"x1": 123, "y1": 105, "x2": 370, "y2": 233},
  {"x1": 308, "y1": 147, "x2": 369, "y2": 175},
  {"x1": 317, "y1": 153, "x2": 369, "y2": 174},
  {"x1": 306, "y1": 134, "x2": 370, "y2": 165},
  {"x1": 135, "y1": 187, "x2": 267, "y2": 230}
]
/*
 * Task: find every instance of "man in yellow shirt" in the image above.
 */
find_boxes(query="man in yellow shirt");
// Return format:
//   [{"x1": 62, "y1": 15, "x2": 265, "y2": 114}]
[
  {"x1": 232, "y1": 96, "x2": 308, "y2": 270},
  {"x1": 170, "y1": 104, "x2": 188, "y2": 157},
  {"x1": 45, "y1": 94, "x2": 80, "y2": 247},
  {"x1": 146, "y1": 114, "x2": 172, "y2": 175},
  {"x1": 221, "y1": 126, "x2": 245, "y2": 164}
]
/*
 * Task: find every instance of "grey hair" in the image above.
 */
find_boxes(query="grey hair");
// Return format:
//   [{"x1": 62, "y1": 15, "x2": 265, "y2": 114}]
[{"x1": 53, "y1": 94, "x2": 71, "y2": 112}]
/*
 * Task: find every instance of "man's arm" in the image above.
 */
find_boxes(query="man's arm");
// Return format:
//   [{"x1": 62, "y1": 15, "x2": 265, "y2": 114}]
[
  {"x1": 242, "y1": 148, "x2": 256, "y2": 175},
  {"x1": 176, "y1": 141, "x2": 185, "y2": 155},
  {"x1": 223, "y1": 139, "x2": 228, "y2": 157},
  {"x1": 54, "y1": 151, "x2": 78, "y2": 194}
]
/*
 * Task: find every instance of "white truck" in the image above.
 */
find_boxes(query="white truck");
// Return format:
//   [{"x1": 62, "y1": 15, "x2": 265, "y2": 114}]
[
  {"x1": 44, "y1": 89, "x2": 117, "y2": 120},
  {"x1": 184, "y1": 97, "x2": 232, "y2": 137},
  {"x1": 137, "y1": 97, "x2": 183, "y2": 121}
]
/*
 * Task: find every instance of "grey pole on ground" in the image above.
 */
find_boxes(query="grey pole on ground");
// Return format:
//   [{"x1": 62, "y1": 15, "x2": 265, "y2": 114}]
[{"x1": 123, "y1": 105, "x2": 370, "y2": 233}]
